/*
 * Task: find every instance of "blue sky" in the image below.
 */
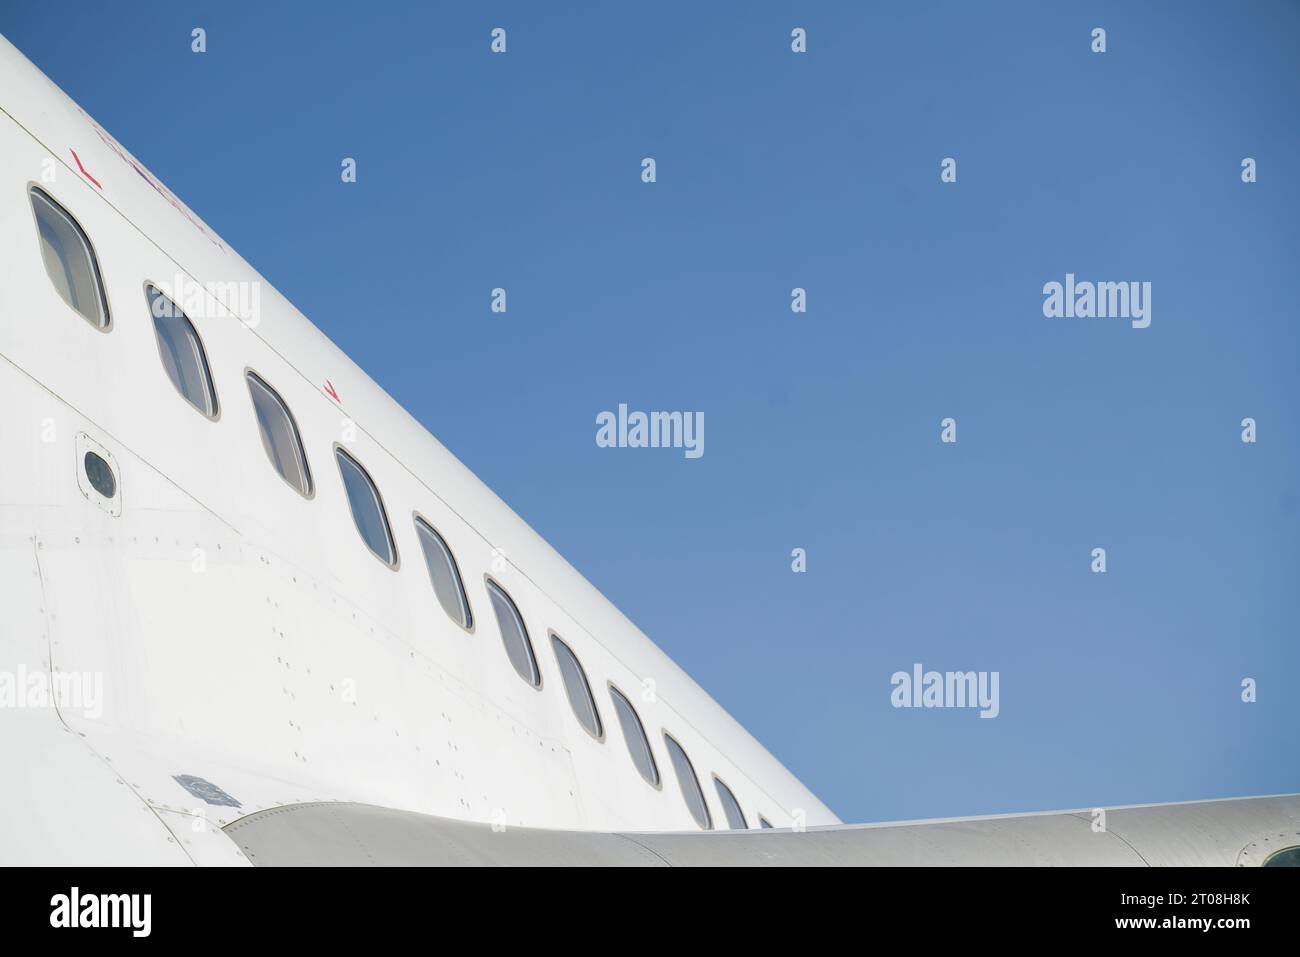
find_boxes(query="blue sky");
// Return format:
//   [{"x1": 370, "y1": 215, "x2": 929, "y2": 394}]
[{"x1": 5, "y1": 1, "x2": 1296, "y2": 823}]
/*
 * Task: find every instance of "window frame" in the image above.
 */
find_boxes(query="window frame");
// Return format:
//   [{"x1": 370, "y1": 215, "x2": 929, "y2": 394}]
[
  {"x1": 76, "y1": 432, "x2": 121, "y2": 517},
  {"x1": 28, "y1": 184, "x2": 112, "y2": 332},
  {"x1": 412, "y1": 513, "x2": 474, "y2": 633},
  {"x1": 712, "y1": 775, "x2": 748, "y2": 830},
  {"x1": 245, "y1": 369, "x2": 314, "y2": 499},
  {"x1": 549, "y1": 632, "x2": 603, "y2": 742},
  {"x1": 607, "y1": 682, "x2": 661, "y2": 790},
  {"x1": 662, "y1": 731, "x2": 713, "y2": 830},
  {"x1": 144, "y1": 281, "x2": 220, "y2": 420},
  {"x1": 334, "y1": 444, "x2": 400, "y2": 570},
  {"x1": 483, "y1": 576, "x2": 541, "y2": 689}
]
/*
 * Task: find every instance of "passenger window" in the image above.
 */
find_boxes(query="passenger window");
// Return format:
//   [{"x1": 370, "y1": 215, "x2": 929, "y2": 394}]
[
  {"x1": 485, "y1": 579, "x2": 540, "y2": 687},
  {"x1": 246, "y1": 372, "x2": 313, "y2": 497},
  {"x1": 608, "y1": 685, "x2": 659, "y2": 787},
  {"x1": 550, "y1": 635, "x2": 602, "y2": 739},
  {"x1": 713, "y1": 776, "x2": 748, "y2": 829},
  {"x1": 146, "y1": 284, "x2": 217, "y2": 418},
  {"x1": 335, "y1": 448, "x2": 397, "y2": 567},
  {"x1": 30, "y1": 187, "x2": 109, "y2": 329},
  {"x1": 663, "y1": 733, "x2": 712, "y2": 830},
  {"x1": 414, "y1": 517, "x2": 472, "y2": 629},
  {"x1": 759, "y1": 816, "x2": 774, "y2": 829}
]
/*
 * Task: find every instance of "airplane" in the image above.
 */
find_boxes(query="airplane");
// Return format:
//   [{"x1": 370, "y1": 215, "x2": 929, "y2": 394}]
[{"x1": 0, "y1": 30, "x2": 1296, "y2": 867}]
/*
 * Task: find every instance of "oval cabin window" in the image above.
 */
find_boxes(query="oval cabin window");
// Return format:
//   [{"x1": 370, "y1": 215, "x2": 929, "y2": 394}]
[
  {"x1": 30, "y1": 186, "x2": 110, "y2": 329},
  {"x1": 485, "y1": 579, "x2": 540, "y2": 687},
  {"x1": 146, "y1": 284, "x2": 218, "y2": 418},
  {"x1": 246, "y1": 372, "x2": 313, "y2": 497},
  {"x1": 664, "y1": 733, "x2": 712, "y2": 830},
  {"x1": 714, "y1": 776, "x2": 748, "y2": 830},
  {"x1": 609, "y1": 685, "x2": 659, "y2": 788},
  {"x1": 551, "y1": 635, "x2": 602, "y2": 739},
  {"x1": 414, "y1": 517, "x2": 472, "y2": 629},
  {"x1": 335, "y1": 448, "x2": 398, "y2": 567}
]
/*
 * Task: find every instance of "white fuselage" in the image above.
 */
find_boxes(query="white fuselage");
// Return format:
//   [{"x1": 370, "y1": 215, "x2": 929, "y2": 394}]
[{"x1": 0, "y1": 33, "x2": 836, "y2": 865}]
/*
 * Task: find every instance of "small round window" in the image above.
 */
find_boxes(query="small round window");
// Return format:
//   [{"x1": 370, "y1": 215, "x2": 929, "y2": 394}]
[{"x1": 84, "y1": 451, "x2": 117, "y2": 499}]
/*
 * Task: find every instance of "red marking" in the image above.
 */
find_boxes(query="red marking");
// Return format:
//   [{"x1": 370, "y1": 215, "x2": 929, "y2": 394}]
[
  {"x1": 74, "y1": 105, "x2": 225, "y2": 251},
  {"x1": 324, "y1": 380, "x2": 340, "y2": 403},
  {"x1": 69, "y1": 149, "x2": 102, "y2": 189}
]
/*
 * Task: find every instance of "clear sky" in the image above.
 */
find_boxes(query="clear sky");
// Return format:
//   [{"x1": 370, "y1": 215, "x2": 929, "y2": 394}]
[{"x1": 4, "y1": 1, "x2": 1296, "y2": 824}]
